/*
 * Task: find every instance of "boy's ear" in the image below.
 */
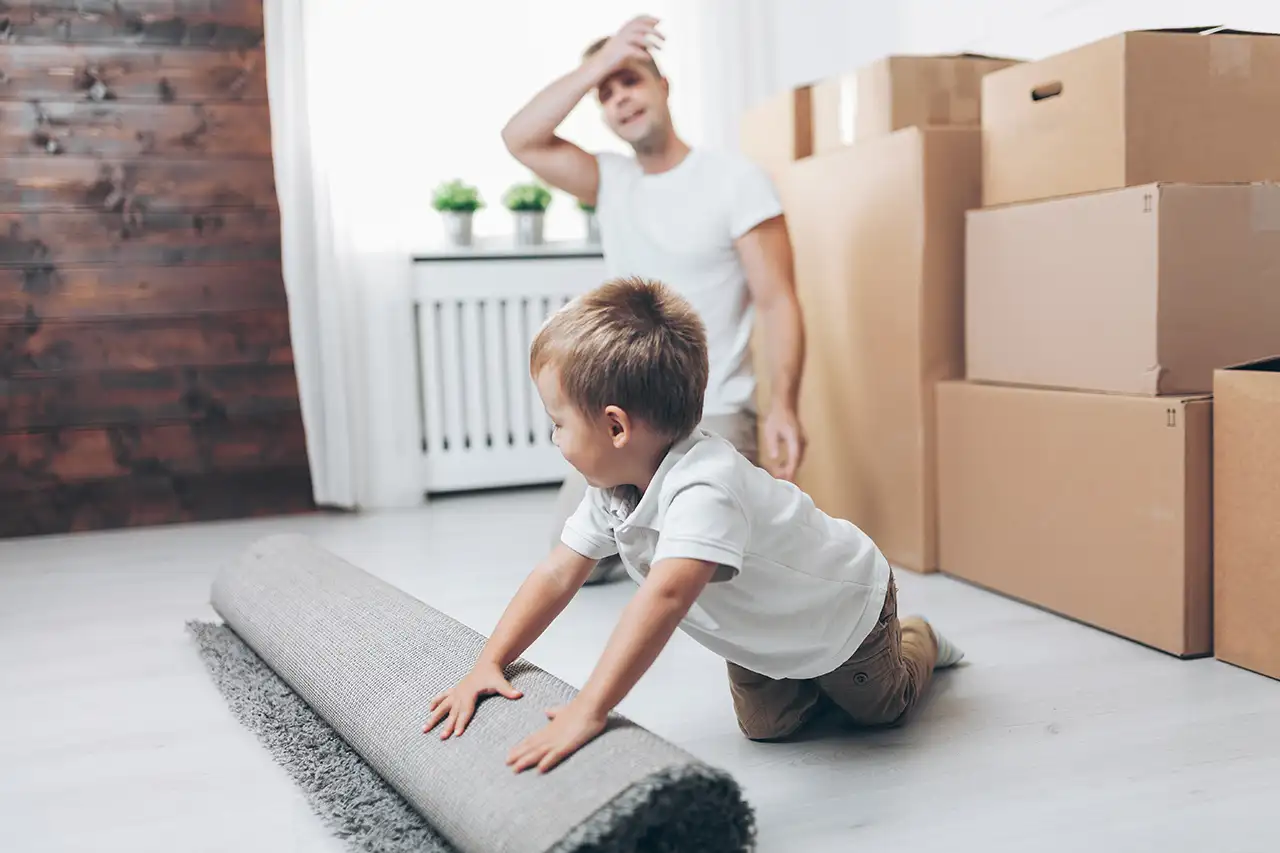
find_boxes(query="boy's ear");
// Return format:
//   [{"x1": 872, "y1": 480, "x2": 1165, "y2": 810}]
[{"x1": 603, "y1": 405, "x2": 630, "y2": 447}]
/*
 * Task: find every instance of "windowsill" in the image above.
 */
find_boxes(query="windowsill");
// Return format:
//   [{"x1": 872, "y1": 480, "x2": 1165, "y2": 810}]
[{"x1": 412, "y1": 237, "x2": 603, "y2": 263}]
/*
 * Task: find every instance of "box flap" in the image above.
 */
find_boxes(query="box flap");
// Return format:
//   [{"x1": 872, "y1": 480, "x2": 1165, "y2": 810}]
[
  {"x1": 1139, "y1": 25, "x2": 1280, "y2": 37},
  {"x1": 1221, "y1": 355, "x2": 1280, "y2": 372}
]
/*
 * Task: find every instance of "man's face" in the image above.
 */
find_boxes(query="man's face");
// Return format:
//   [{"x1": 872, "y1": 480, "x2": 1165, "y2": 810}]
[{"x1": 596, "y1": 60, "x2": 670, "y2": 148}]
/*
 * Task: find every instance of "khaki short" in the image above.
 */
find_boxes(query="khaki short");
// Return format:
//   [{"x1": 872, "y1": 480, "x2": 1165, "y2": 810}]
[
  {"x1": 726, "y1": 576, "x2": 940, "y2": 740},
  {"x1": 548, "y1": 411, "x2": 760, "y2": 584}
]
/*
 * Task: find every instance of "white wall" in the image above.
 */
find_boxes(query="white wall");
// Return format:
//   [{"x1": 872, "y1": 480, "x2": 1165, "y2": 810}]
[
  {"x1": 710, "y1": 0, "x2": 906, "y2": 151},
  {"x1": 901, "y1": 0, "x2": 1280, "y2": 59},
  {"x1": 767, "y1": 0, "x2": 904, "y2": 89}
]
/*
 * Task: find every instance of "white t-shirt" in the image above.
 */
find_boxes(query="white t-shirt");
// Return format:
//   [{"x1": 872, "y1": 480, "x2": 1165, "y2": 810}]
[
  {"x1": 561, "y1": 429, "x2": 892, "y2": 680},
  {"x1": 593, "y1": 148, "x2": 783, "y2": 417}
]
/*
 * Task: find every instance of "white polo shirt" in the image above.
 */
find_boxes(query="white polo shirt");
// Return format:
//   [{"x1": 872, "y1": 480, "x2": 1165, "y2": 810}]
[{"x1": 561, "y1": 429, "x2": 892, "y2": 680}]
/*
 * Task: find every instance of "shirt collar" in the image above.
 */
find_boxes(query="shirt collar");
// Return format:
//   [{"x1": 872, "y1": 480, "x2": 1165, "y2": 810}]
[{"x1": 607, "y1": 428, "x2": 705, "y2": 528}]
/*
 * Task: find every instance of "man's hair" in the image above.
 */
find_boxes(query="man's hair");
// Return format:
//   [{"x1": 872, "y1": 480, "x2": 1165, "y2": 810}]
[
  {"x1": 530, "y1": 276, "x2": 707, "y2": 440},
  {"x1": 582, "y1": 36, "x2": 663, "y2": 80}
]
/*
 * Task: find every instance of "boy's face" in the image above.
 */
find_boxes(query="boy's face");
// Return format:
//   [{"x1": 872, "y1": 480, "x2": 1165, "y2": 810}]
[{"x1": 536, "y1": 366, "x2": 629, "y2": 489}]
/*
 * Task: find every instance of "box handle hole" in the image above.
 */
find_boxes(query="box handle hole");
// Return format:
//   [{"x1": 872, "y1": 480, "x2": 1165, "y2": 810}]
[{"x1": 1031, "y1": 81, "x2": 1063, "y2": 101}]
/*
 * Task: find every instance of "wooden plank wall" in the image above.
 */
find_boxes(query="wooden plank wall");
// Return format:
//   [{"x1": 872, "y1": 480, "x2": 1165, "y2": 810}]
[{"x1": 0, "y1": 0, "x2": 314, "y2": 537}]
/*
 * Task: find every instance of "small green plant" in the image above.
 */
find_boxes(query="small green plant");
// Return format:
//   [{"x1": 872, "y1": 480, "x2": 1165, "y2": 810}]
[
  {"x1": 577, "y1": 198, "x2": 596, "y2": 213},
  {"x1": 503, "y1": 181, "x2": 553, "y2": 212},
  {"x1": 431, "y1": 179, "x2": 484, "y2": 213}
]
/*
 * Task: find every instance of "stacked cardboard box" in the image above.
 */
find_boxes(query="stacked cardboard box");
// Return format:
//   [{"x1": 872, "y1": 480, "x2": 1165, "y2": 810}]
[
  {"x1": 742, "y1": 55, "x2": 1014, "y2": 574},
  {"x1": 1214, "y1": 358, "x2": 1280, "y2": 680},
  {"x1": 776, "y1": 126, "x2": 978, "y2": 574},
  {"x1": 739, "y1": 85, "x2": 813, "y2": 181},
  {"x1": 937, "y1": 27, "x2": 1280, "y2": 658},
  {"x1": 812, "y1": 53, "x2": 1018, "y2": 153},
  {"x1": 740, "y1": 53, "x2": 1016, "y2": 177}
]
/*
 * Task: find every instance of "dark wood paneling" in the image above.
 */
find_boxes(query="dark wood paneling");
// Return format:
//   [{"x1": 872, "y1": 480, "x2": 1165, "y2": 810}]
[
  {"x1": 0, "y1": 45, "x2": 268, "y2": 102},
  {"x1": 1, "y1": 308, "x2": 294, "y2": 374},
  {"x1": 1, "y1": 1, "x2": 264, "y2": 48},
  {"x1": 0, "y1": 465, "x2": 316, "y2": 538},
  {"x1": 0, "y1": 209, "x2": 281, "y2": 266},
  {"x1": 1, "y1": 363, "x2": 301, "y2": 430},
  {"x1": 0, "y1": 413, "x2": 307, "y2": 491},
  {"x1": 0, "y1": 101, "x2": 273, "y2": 158},
  {"x1": 0, "y1": 262, "x2": 286, "y2": 321},
  {"x1": 0, "y1": 157, "x2": 276, "y2": 212},
  {"x1": 0, "y1": 0, "x2": 312, "y2": 538}
]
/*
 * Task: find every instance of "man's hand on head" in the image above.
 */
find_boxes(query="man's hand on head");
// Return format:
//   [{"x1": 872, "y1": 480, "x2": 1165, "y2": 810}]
[{"x1": 591, "y1": 15, "x2": 664, "y2": 73}]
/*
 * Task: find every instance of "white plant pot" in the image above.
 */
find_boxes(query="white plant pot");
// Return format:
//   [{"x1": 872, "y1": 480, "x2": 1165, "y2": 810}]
[
  {"x1": 440, "y1": 210, "x2": 474, "y2": 247},
  {"x1": 584, "y1": 211, "x2": 600, "y2": 245},
  {"x1": 512, "y1": 210, "x2": 545, "y2": 246}
]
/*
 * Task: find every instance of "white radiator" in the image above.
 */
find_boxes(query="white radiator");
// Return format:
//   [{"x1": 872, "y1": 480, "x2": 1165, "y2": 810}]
[{"x1": 411, "y1": 249, "x2": 604, "y2": 493}]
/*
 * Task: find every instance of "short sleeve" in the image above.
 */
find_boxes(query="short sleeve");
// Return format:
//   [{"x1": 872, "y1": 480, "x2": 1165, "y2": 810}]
[
  {"x1": 653, "y1": 484, "x2": 749, "y2": 578},
  {"x1": 594, "y1": 151, "x2": 635, "y2": 213},
  {"x1": 561, "y1": 489, "x2": 619, "y2": 561},
  {"x1": 727, "y1": 157, "x2": 784, "y2": 240}
]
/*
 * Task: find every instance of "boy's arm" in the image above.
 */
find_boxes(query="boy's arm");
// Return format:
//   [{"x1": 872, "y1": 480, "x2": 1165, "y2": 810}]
[
  {"x1": 476, "y1": 543, "x2": 598, "y2": 669},
  {"x1": 576, "y1": 557, "x2": 714, "y2": 715},
  {"x1": 506, "y1": 557, "x2": 715, "y2": 773},
  {"x1": 424, "y1": 543, "x2": 596, "y2": 738}
]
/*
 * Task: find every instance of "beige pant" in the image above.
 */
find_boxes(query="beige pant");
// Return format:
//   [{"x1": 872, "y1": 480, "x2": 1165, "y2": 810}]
[
  {"x1": 726, "y1": 574, "x2": 939, "y2": 740},
  {"x1": 549, "y1": 412, "x2": 760, "y2": 584}
]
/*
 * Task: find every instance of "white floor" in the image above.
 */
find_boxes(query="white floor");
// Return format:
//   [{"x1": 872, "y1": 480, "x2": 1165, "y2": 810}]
[{"x1": 3, "y1": 487, "x2": 1279, "y2": 853}]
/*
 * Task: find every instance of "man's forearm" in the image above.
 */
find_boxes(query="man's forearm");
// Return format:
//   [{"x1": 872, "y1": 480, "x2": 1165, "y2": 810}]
[
  {"x1": 760, "y1": 297, "x2": 805, "y2": 413},
  {"x1": 501, "y1": 55, "x2": 608, "y2": 153},
  {"x1": 477, "y1": 563, "x2": 581, "y2": 670}
]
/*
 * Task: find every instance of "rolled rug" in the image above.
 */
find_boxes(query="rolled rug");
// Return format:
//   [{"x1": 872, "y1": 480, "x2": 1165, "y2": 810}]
[{"x1": 189, "y1": 533, "x2": 755, "y2": 853}]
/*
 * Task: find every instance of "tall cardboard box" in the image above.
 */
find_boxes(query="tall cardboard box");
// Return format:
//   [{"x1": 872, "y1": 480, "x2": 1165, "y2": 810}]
[
  {"x1": 740, "y1": 86, "x2": 813, "y2": 178},
  {"x1": 814, "y1": 53, "x2": 1018, "y2": 153},
  {"x1": 966, "y1": 182, "x2": 1280, "y2": 396},
  {"x1": 776, "y1": 127, "x2": 980, "y2": 573},
  {"x1": 982, "y1": 28, "x2": 1280, "y2": 206},
  {"x1": 937, "y1": 381, "x2": 1213, "y2": 657},
  {"x1": 1214, "y1": 356, "x2": 1280, "y2": 680}
]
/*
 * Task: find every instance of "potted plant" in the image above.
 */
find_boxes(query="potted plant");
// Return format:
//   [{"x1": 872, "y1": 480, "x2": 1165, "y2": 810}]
[
  {"x1": 578, "y1": 198, "x2": 600, "y2": 245},
  {"x1": 502, "y1": 180, "x2": 553, "y2": 246},
  {"x1": 431, "y1": 179, "x2": 483, "y2": 247}
]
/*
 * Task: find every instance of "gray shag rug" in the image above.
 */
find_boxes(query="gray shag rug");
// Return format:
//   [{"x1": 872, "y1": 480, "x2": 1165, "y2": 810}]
[
  {"x1": 188, "y1": 620, "x2": 450, "y2": 853},
  {"x1": 188, "y1": 533, "x2": 757, "y2": 853}
]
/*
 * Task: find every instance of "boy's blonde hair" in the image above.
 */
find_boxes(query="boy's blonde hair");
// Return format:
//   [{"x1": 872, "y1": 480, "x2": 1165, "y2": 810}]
[{"x1": 530, "y1": 276, "x2": 707, "y2": 440}]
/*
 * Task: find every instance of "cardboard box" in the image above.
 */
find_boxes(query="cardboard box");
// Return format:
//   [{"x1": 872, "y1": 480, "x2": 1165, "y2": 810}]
[
  {"x1": 1214, "y1": 356, "x2": 1280, "y2": 679},
  {"x1": 967, "y1": 182, "x2": 1280, "y2": 395},
  {"x1": 814, "y1": 53, "x2": 1018, "y2": 153},
  {"x1": 740, "y1": 85, "x2": 813, "y2": 178},
  {"x1": 982, "y1": 28, "x2": 1280, "y2": 206},
  {"x1": 776, "y1": 127, "x2": 980, "y2": 573},
  {"x1": 937, "y1": 381, "x2": 1213, "y2": 657}
]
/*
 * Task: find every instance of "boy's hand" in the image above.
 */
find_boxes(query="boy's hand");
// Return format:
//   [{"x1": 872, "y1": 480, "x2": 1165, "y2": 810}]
[
  {"x1": 506, "y1": 700, "x2": 608, "y2": 774},
  {"x1": 423, "y1": 663, "x2": 523, "y2": 739}
]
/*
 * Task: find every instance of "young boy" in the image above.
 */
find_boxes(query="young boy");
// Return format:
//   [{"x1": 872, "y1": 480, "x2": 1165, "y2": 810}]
[{"x1": 423, "y1": 276, "x2": 963, "y2": 774}]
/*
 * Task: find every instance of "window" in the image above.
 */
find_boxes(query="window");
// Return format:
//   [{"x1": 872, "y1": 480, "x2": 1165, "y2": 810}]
[{"x1": 301, "y1": 1, "x2": 704, "y2": 250}]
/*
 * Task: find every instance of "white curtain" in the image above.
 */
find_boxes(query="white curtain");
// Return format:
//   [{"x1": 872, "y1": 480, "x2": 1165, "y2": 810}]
[{"x1": 264, "y1": 0, "x2": 421, "y2": 510}]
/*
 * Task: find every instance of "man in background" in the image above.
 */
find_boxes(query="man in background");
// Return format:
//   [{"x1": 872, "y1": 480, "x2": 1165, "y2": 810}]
[{"x1": 502, "y1": 15, "x2": 806, "y2": 583}]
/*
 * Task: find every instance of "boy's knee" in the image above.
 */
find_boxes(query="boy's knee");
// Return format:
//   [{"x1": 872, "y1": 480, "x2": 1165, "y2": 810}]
[{"x1": 737, "y1": 717, "x2": 803, "y2": 742}]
